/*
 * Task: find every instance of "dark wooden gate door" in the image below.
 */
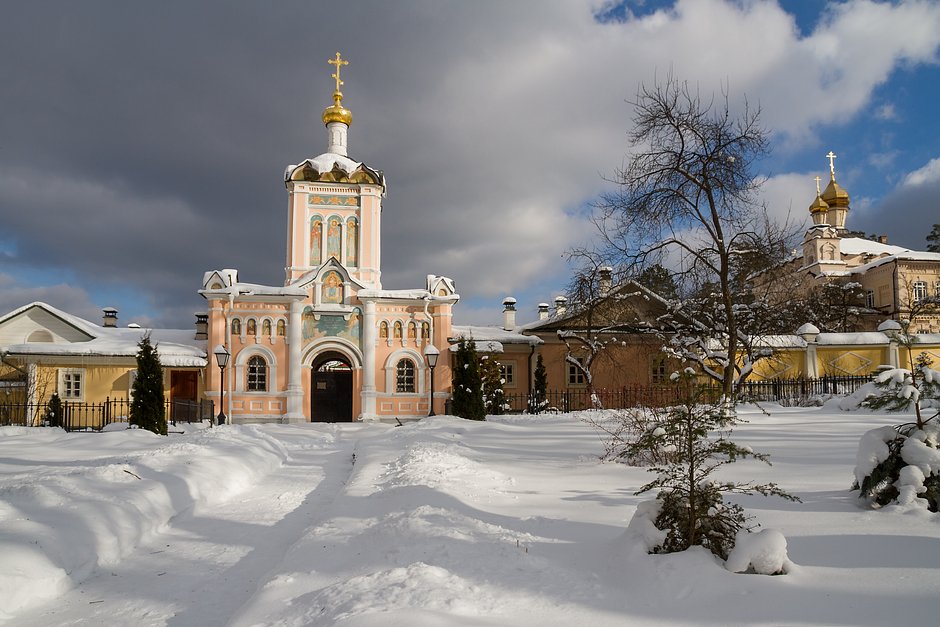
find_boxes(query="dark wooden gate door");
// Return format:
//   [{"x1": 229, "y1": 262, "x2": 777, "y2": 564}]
[
  {"x1": 311, "y1": 370, "x2": 352, "y2": 422},
  {"x1": 169, "y1": 371, "x2": 199, "y2": 423}
]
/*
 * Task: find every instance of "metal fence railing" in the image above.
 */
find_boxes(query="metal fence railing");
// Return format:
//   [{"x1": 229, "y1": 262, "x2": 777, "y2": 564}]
[
  {"x1": 501, "y1": 375, "x2": 872, "y2": 413},
  {"x1": 0, "y1": 398, "x2": 215, "y2": 431}
]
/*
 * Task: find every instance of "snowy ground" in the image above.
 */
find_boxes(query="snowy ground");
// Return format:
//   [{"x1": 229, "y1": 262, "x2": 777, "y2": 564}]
[{"x1": 1, "y1": 403, "x2": 938, "y2": 626}]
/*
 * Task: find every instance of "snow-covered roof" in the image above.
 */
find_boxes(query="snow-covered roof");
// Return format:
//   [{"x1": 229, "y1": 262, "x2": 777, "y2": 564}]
[
  {"x1": 0, "y1": 302, "x2": 206, "y2": 367},
  {"x1": 451, "y1": 325, "x2": 541, "y2": 346},
  {"x1": 816, "y1": 332, "x2": 889, "y2": 346},
  {"x1": 284, "y1": 153, "x2": 386, "y2": 191},
  {"x1": 448, "y1": 340, "x2": 504, "y2": 353},
  {"x1": 838, "y1": 237, "x2": 908, "y2": 256},
  {"x1": 204, "y1": 282, "x2": 307, "y2": 298},
  {"x1": 357, "y1": 289, "x2": 460, "y2": 303}
]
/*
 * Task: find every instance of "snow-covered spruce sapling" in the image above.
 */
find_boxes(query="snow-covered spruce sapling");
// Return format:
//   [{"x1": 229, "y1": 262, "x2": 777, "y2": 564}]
[
  {"x1": 626, "y1": 374, "x2": 799, "y2": 561},
  {"x1": 854, "y1": 353, "x2": 940, "y2": 511}
]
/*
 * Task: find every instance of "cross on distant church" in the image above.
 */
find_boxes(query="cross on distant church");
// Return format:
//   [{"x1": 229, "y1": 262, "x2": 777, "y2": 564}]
[
  {"x1": 826, "y1": 151, "x2": 837, "y2": 179},
  {"x1": 329, "y1": 52, "x2": 348, "y2": 91},
  {"x1": 815, "y1": 175, "x2": 822, "y2": 195}
]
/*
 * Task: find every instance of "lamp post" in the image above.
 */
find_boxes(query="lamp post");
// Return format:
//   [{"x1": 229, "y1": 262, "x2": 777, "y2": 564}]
[
  {"x1": 423, "y1": 344, "x2": 440, "y2": 417},
  {"x1": 213, "y1": 344, "x2": 230, "y2": 425}
]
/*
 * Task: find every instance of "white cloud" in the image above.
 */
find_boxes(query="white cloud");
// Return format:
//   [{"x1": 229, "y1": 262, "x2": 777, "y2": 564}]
[{"x1": 902, "y1": 157, "x2": 940, "y2": 187}]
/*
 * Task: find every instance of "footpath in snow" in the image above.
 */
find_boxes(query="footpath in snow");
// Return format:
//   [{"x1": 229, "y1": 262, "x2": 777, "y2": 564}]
[{"x1": 2, "y1": 406, "x2": 940, "y2": 626}]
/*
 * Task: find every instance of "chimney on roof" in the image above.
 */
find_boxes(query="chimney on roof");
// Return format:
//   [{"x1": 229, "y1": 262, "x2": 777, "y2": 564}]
[
  {"x1": 537, "y1": 302, "x2": 550, "y2": 320},
  {"x1": 878, "y1": 234, "x2": 888, "y2": 244},
  {"x1": 502, "y1": 297, "x2": 517, "y2": 330},
  {"x1": 102, "y1": 307, "x2": 118, "y2": 328},
  {"x1": 195, "y1": 313, "x2": 208, "y2": 340},
  {"x1": 554, "y1": 295, "x2": 568, "y2": 317},
  {"x1": 598, "y1": 266, "x2": 613, "y2": 297}
]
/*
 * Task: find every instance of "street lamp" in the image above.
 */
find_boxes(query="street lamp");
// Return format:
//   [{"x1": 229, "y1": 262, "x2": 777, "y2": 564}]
[
  {"x1": 213, "y1": 344, "x2": 230, "y2": 425},
  {"x1": 423, "y1": 344, "x2": 440, "y2": 417}
]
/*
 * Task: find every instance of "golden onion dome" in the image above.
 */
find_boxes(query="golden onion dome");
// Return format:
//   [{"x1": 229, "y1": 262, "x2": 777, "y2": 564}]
[
  {"x1": 821, "y1": 177, "x2": 849, "y2": 206},
  {"x1": 322, "y1": 90, "x2": 352, "y2": 126},
  {"x1": 809, "y1": 194, "x2": 829, "y2": 213}
]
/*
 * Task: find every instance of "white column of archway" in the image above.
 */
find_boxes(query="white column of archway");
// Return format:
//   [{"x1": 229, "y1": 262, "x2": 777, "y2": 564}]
[
  {"x1": 286, "y1": 299, "x2": 304, "y2": 422},
  {"x1": 361, "y1": 299, "x2": 377, "y2": 420}
]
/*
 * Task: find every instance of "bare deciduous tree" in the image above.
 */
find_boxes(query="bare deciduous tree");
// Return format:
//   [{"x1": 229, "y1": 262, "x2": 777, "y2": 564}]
[{"x1": 589, "y1": 77, "x2": 795, "y2": 401}]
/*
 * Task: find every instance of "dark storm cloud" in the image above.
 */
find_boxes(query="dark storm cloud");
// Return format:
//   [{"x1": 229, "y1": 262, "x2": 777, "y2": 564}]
[
  {"x1": 852, "y1": 162, "x2": 940, "y2": 251},
  {"x1": 2, "y1": 1, "x2": 939, "y2": 327}
]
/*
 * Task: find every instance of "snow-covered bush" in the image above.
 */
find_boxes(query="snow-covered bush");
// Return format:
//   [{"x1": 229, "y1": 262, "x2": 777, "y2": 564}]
[
  {"x1": 852, "y1": 353, "x2": 940, "y2": 511},
  {"x1": 725, "y1": 529, "x2": 793, "y2": 575}
]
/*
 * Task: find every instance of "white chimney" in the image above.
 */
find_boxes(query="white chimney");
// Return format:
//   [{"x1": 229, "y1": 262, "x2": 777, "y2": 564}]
[
  {"x1": 598, "y1": 266, "x2": 613, "y2": 297},
  {"x1": 554, "y1": 296, "x2": 568, "y2": 317},
  {"x1": 502, "y1": 297, "x2": 517, "y2": 330},
  {"x1": 538, "y1": 302, "x2": 550, "y2": 320},
  {"x1": 102, "y1": 307, "x2": 118, "y2": 328}
]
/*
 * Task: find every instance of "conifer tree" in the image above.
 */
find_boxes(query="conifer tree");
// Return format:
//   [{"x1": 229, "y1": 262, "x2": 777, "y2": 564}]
[
  {"x1": 480, "y1": 355, "x2": 505, "y2": 415},
  {"x1": 451, "y1": 338, "x2": 485, "y2": 420},
  {"x1": 854, "y1": 334, "x2": 940, "y2": 511},
  {"x1": 45, "y1": 392, "x2": 63, "y2": 428},
  {"x1": 926, "y1": 223, "x2": 940, "y2": 253},
  {"x1": 626, "y1": 373, "x2": 798, "y2": 560},
  {"x1": 130, "y1": 334, "x2": 167, "y2": 435},
  {"x1": 530, "y1": 354, "x2": 548, "y2": 414}
]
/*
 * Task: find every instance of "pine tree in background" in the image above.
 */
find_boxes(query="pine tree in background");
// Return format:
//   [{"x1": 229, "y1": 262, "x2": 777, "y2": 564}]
[
  {"x1": 926, "y1": 223, "x2": 940, "y2": 253},
  {"x1": 451, "y1": 338, "x2": 485, "y2": 420},
  {"x1": 530, "y1": 354, "x2": 548, "y2": 414},
  {"x1": 130, "y1": 334, "x2": 167, "y2": 435}
]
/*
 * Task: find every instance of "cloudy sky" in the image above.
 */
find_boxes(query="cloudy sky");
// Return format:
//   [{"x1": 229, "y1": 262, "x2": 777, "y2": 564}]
[{"x1": 1, "y1": 0, "x2": 939, "y2": 329}]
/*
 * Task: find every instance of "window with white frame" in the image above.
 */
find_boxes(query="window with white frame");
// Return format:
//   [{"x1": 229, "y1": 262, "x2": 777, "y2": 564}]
[
  {"x1": 935, "y1": 280, "x2": 940, "y2": 298},
  {"x1": 247, "y1": 356, "x2": 268, "y2": 392},
  {"x1": 567, "y1": 358, "x2": 585, "y2": 386},
  {"x1": 866, "y1": 289, "x2": 875, "y2": 309},
  {"x1": 498, "y1": 362, "x2": 515, "y2": 386},
  {"x1": 59, "y1": 368, "x2": 84, "y2": 400},
  {"x1": 913, "y1": 281, "x2": 928, "y2": 302},
  {"x1": 396, "y1": 358, "x2": 416, "y2": 393}
]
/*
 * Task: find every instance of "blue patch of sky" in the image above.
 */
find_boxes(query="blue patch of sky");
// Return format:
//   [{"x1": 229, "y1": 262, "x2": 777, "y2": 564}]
[{"x1": 594, "y1": 0, "x2": 673, "y2": 23}]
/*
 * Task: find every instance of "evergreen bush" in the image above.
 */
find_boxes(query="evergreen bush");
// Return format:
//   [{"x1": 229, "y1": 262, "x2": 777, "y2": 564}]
[
  {"x1": 130, "y1": 334, "x2": 167, "y2": 435},
  {"x1": 45, "y1": 392, "x2": 62, "y2": 428},
  {"x1": 854, "y1": 353, "x2": 940, "y2": 511},
  {"x1": 529, "y1": 354, "x2": 548, "y2": 414},
  {"x1": 451, "y1": 338, "x2": 485, "y2": 420}
]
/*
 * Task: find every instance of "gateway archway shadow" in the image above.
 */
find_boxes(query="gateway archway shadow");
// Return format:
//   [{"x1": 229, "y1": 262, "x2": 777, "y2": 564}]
[{"x1": 311, "y1": 351, "x2": 353, "y2": 422}]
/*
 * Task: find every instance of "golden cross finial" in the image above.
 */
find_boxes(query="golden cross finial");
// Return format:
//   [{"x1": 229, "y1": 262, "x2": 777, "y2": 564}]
[
  {"x1": 328, "y1": 52, "x2": 348, "y2": 92},
  {"x1": 815, "y1": 175, "x2": 822, "y2": 195},
  {"x1": 826, "y1": 151, "x2": 837, "y2": 179}
]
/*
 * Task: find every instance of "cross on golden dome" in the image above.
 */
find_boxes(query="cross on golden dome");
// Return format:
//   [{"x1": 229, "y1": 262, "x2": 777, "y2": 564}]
[
  {"x1": 815, "y1": 175, "x2": 822, "y2": 195},
  {"x1": 826, "y1": 151, "x2": 837, "y2": 179},
  {"x1": 329, "y1": 52, "x2": 348, "y2": 92}
]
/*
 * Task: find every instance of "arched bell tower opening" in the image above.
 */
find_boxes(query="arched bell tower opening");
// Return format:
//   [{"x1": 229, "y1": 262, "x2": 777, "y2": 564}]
[{"x1": 311, "y1": 350, "x2": 354, "y2": 422}]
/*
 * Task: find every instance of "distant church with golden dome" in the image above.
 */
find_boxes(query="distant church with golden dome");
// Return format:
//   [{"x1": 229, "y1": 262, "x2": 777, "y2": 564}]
[
  {"x1": 199, "y1": 53, "x2": 459, "y2": 423},
  {"x1": 757, "y1": 151, "x2": 940, "y2": 333}
]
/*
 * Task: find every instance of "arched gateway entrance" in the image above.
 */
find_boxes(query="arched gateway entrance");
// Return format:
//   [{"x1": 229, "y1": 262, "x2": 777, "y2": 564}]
[{"x1": 311, "y1": 351, "x2": 354, "y2": 422}]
